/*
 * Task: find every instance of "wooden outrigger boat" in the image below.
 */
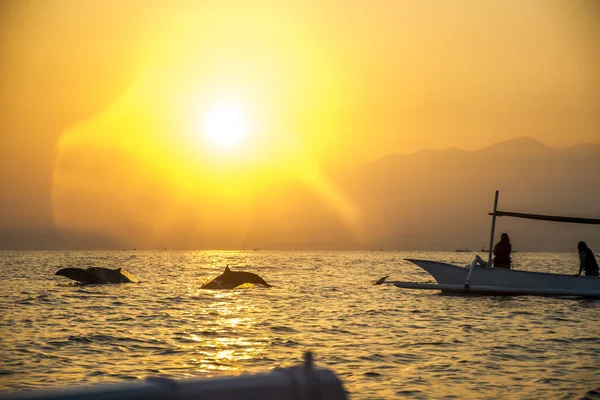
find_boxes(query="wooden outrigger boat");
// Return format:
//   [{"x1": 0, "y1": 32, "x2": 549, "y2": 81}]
[{"x1": 380, "y1": 191, "x2": 600, "y2": 297}]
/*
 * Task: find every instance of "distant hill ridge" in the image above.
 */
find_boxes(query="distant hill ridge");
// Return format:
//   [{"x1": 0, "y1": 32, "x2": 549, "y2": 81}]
[
  {"x1": 341, "y1": 136, "x2": 600, "y2": 252},
  {"x1": 2, "y1": 136, "x2": 598, "y2": 251},
  {"x1": 377, "y1": 136, "x2": 600, "y2": 161},
  {"x1": 479, "y1": 136, "x2": 553, "y2": 155}
]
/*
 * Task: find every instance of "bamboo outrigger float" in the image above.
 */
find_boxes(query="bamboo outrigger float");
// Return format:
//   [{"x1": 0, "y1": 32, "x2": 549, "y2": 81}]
[{"x1": 380, "y1": 191, "x2": 600, "y2": 297}]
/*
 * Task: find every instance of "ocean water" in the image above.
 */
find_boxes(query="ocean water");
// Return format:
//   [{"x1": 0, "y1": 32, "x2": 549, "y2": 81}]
[{"x1": 1, "y1": 251, "x2": 599, "y2": 399}]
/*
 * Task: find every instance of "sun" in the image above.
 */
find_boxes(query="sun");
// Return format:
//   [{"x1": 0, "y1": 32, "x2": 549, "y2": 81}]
[{"x1": 201, "y1": 101, "x2": 250, "y2": 150}]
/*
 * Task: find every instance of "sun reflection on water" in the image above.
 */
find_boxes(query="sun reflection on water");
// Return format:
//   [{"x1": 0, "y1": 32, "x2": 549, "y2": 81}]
[
  {"x1": 162, "y1": 289, "x2": 268, "y2": 375},
  {"x1": 4, "y1": 251, "x2": 596, "y2": 398}
]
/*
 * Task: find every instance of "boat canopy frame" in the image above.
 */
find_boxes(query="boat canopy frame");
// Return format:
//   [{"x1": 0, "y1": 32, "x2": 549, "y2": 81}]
[
  {"x1": 489, "y1": 210, "x2": 600, "y2": 225},
  {"x1": 472, "y1": 190, "x2": 600, "y2": 290},
  {"x1": 376, "y1": 191, "x2": 600, "y2": 296}
]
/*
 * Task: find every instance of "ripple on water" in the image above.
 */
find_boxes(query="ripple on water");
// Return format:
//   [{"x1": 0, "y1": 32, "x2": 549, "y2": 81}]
[
  {"x1": 1, "y1": 250, "x2": 599, "y2": 399},
  {"x1": 269, "y1": 326, "x2": 298, "y2": 333}
]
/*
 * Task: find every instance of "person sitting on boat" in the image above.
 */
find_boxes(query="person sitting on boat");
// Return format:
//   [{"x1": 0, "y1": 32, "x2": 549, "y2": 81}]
[
  {"x1": 493, "y1": 233, "x2": 512, "y2": 269},
  {"x1": 576, "y1": 241, "x2": 599, "y2": 277}
]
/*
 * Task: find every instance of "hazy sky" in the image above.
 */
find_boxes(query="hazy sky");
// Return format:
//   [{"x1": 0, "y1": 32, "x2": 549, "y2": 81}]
[{"x1": 1, "y1": 0, "x2": 599, "y2": 248}]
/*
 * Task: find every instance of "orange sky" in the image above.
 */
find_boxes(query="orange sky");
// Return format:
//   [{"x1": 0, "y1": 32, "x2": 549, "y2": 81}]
[{"x1": 1, "y1": 1, "x2": 599, "y2": 249}]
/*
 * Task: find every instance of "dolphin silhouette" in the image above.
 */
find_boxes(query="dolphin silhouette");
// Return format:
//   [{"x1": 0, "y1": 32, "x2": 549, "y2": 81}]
[
  {"x1": 55, "y1": 267, "x2": 137, "y2": 284},
  {"x1": 201, "y1": 266, "x2": 271, "y2": 289}
]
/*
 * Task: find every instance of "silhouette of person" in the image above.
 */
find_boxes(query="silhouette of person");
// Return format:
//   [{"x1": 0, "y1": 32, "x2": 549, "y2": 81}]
[
  {"x1": 493, "y1": 233, "x2": 512, "y2": 269},
  {"x1": 576, "y1": 241, "x2": 599, "y2": 277}
]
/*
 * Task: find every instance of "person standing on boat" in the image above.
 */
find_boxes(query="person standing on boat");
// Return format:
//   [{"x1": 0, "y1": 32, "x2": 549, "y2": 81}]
[
  {"x1": 576, "y1": 241, "x2": 599, "y2": 277},
  {"x1": 493, "y1": 233, "x2": 512, "y2": 269}
]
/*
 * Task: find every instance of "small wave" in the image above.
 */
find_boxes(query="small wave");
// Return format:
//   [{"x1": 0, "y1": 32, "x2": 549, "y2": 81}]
[
  {"x1": 175, "y1": 337, "x2": 207, "y2": 344},
  {"x1": 547, "y1": 316, "x2": 574, "y2": 322},
  {"x1": 129, "y1": 344, "x2": 169, "y2": 352},
  {"x1": 68, "y1": 335, "x2": 94, "y2": 343},
  {"x1": 67, "y1": 334, "x2": 153, "y2": 345},
  {"x1": 510, "y1": 310, "x2": 536, "y2": 316},
  {"x1": 365, "y1": 309, "x2": 393, "y2": 316},
  {"x1": 491, "y1": 343, "x2": 533, "y2": 352},
  {"x1": 270, "y1": 338, "x2": 299, "y2": 347},
  {"x1": 572, "y1": 337, "x2": 600, "y2": 344},
  {"x1": 111, "y1": 374, "x2": 139, "y2": 381},
  {"x1": 391, "y1": 352, "x2": 422, "y2": 363},
  {"x1": 195, "y1": 330, "x2": 221, "y2": 337},
  {"x1": 270, "y1": 326, "x2": 298, "y2": 333},
  {"x1": 165, "y1": 296, "x2": 184, "y2": 302},
  {"x1": 359, "y1": 353, "x2": 387, "y2": 362},
  {"x1": 320, "y1": 327, "x2": 354, "y2": 335},
  {"x1": 86, "y1": 370, "x2": 106, "y2": 377},
  {"x1": 363, "y1": 371, "x2": 382, "y2": 378},
  {"x1": 544, "y1": 338, "x2": 572, "y2": 344},
  {"x1": 21, "y1": 349, "x2": 70, "y2": 360},
  {"x1": 534, "y1": 377, "x2": 571, "y2": 385},
  {"x1": 15, "y1": 294, "x2": 55, "y2": 305},
  {"x1": 396, "y1": 389, "x2": 424, "y2": 396},
  {"x1": 106, "y1": 316, "x2": 135, "y2": 322},
  {"x1": 396, "y1": 341, "x2": 455, "y2": 349},
  {"x1": 154, "y1": 348, "x2": 185, "y2": 356}
]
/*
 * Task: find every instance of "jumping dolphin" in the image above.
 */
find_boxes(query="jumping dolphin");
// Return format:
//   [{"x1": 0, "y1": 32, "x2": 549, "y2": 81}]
[
  {"x1": 201, "y1": 266, "x2": 271, "y2": 289},
  {"x1": 55, "y1": 267, "x2": 137, "y2": 284}
]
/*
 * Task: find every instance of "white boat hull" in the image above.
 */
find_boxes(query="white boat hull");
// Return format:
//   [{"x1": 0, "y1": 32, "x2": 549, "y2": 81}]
[{"x1": 400, "y1": 259, "x2": 600, "y2": 297}]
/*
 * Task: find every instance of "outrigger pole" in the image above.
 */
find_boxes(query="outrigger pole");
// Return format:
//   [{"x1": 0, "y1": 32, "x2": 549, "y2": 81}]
[{"x1": 489, "y1": 211, "x2": 600, "y2": 225}]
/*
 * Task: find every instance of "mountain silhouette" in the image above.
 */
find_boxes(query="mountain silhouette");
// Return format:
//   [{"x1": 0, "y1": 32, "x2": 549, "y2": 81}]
[
  {"x1": 478, "y1": 136, "x2": 553, "y2": 155},
  {"x1": 336, "y1": 136, "x2": 600, "y2": 251},
  {"x1": 235, "y1": 136, "x2": 600, "y2": 251},
  {"x1": 1, "y1": 137, "x2": 598, "y2": 251}
]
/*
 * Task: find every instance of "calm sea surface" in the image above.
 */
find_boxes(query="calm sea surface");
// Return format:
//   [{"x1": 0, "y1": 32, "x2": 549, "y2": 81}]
[{"x1": 1, "y1": 251, "x2": 599, "y2": 399}]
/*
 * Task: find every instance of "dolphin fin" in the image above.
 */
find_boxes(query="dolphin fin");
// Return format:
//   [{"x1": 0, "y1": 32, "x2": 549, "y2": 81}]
[{"x1": 118, "y1": 268, "x2": 137, "y2": 283}]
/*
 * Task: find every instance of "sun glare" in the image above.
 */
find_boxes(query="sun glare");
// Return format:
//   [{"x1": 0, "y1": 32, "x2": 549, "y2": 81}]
[{"x1": 201, "y1": 102, "x2": 250, "y2": 150}]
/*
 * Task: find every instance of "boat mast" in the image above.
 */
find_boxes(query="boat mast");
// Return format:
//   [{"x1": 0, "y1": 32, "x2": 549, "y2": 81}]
[
  {"x1": 465, "y1": 190, "x2": 499, "y2": 289},
  {"x1": 487, "y1": 190, "x2": 499, "y2": 267}
]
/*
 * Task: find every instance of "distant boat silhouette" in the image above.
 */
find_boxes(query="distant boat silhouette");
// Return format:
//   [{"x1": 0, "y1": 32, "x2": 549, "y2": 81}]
[{"x1": 455, "y1": 248, "x2": 472, "y2": 252}]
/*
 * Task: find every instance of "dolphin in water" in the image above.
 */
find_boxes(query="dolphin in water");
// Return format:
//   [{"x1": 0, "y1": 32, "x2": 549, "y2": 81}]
[
  {"x1": 201, "y1": 266, "x2": 271, "y2": 289},
  {"x1": 55, "y1": 267, "x2": 137, "y2": 284}
]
